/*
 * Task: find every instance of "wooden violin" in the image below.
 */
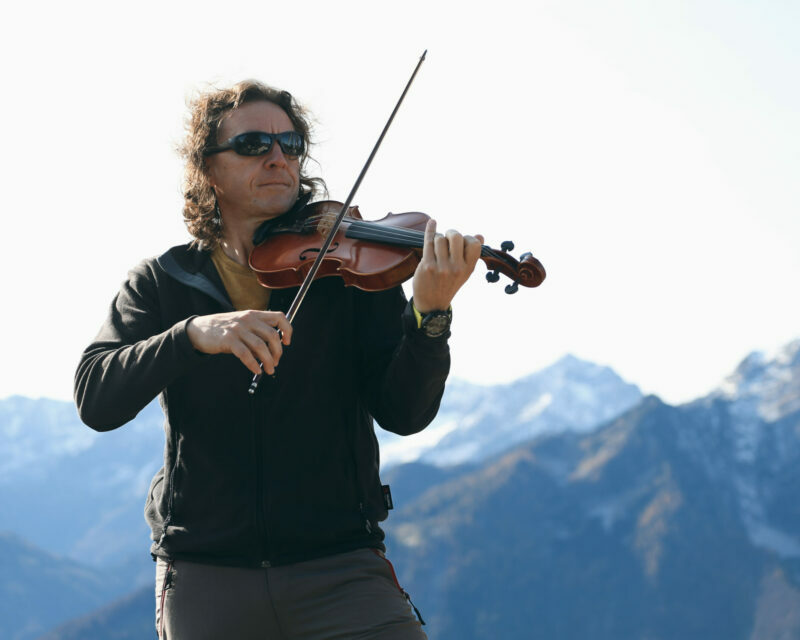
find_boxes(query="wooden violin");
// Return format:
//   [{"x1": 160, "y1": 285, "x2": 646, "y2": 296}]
[{"x1": 249, "y1": 200, "x2": 546, "y2": 295}]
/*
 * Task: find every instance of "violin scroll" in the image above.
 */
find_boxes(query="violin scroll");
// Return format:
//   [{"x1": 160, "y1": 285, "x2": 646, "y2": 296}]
[{"x1": 481, "y1": 243, "x2": 546, "y2": 294}]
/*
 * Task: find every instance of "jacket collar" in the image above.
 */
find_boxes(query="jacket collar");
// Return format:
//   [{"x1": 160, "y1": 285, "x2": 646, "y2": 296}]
[
  {"x1": 158, "y1": 190, "x2": 312, "y2": 310},
  {"x1": 156, "y1": 244, "x2": 234, "y2": 311}
]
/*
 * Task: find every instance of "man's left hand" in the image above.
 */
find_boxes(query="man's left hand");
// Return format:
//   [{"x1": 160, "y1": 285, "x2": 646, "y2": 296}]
[{"x1": 412, "y1": 219, "x2": 483, "y2": 314}]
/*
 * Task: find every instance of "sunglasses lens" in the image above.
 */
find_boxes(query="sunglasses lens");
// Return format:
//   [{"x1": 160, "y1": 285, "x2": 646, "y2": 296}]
[
  {"x1": 233, "y1": 132, "x2": 274, "y2": 156},
  {"x1": 277, "y1": 132, "x2": 304, "y2": 157}
]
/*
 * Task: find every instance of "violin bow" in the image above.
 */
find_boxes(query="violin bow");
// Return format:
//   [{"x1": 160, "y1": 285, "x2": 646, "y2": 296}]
[{"x1": 248, "y1": 50, "x2": 427, "y2": 394}]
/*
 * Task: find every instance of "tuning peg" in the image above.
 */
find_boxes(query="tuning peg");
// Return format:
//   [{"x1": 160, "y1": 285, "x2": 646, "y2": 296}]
[
  {"x1": 486, "y1": 270, "x2": 500, "y2": 283},
  {"x1": 505, "y1": 281, "x2": 519, "y2": 294},
  {"x1": 501, "y1": 240, "x2": 515, "y2": 252},
  {"x1": 520, "y1": 251, "x2": 532, "y2": 260}
]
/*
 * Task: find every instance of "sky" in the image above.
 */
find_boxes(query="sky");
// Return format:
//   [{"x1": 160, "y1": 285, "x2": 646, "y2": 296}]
[{"x1": 1, "y1": 0, "x2": 798, "y2": 405}]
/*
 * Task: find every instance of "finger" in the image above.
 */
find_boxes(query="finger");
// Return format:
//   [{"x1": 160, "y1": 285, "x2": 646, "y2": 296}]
[
  {"x1": 446, "y1": 230, "x2": 465, "y2": 265},
  {"x1": 422, "y1": 218, "x2": 437, "y2": 263},
  {"x1": 251, "y1": 311, "x2": 293, "y2": 346},
  {"x1": 263, "y1": 327, "x2": 285, "y2": 364},
  {"x1": 273, "y1": 313, "x2": 293, "y2": 345},
  {"x1": 463, "y1": 234, "x2": 483, "y2": 264},
  {"x1": 230, "y1": 342, "x2": 267, "y2": 376},
  {"x1": 242, "y1": 332, "x2": 278, "y2": 374},
  {"x1": 250, "y1": 326, "x2": 284, "y2": 366},
  {"x1": 434, "y1": 231, "x2": 450, "y2": 263}
]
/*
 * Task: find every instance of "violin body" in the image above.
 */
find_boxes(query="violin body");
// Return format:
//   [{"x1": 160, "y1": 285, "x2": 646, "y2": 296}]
[
  {"x1": 249, "y1": 200, "x2": 546, "y2": 294},
  {"x1": 250, "y1": 201, "x2": 429, "y2": 291}
]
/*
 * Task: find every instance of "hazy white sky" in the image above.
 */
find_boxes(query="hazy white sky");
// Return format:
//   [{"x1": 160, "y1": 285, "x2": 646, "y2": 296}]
[{"x1": 1, "y1": 0, "x2": 797, "y2": 404}]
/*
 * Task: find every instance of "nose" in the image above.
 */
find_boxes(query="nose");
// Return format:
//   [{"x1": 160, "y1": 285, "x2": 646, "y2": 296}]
[{"x1": 262, "y1": 143, "x2": 288, "y2": 168}]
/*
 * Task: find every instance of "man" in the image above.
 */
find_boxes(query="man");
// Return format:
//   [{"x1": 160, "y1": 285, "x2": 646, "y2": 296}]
[{"x1": 75, "y1": 80, "x2": 482, "y2": 639}]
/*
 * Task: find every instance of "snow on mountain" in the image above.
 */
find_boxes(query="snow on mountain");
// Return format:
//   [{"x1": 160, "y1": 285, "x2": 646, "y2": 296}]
[
  {"x1": 717, "y1": 339, "x2": 800, "y2": 463},
  {"x1": 718, "y1": 338, "x2": 800, "y2": 422},
  {"x1": 377, "y1": 354, "x2": 643, "y2": 469},
  {"x1": 694, "y1": 339, "x2": 800, "y2": 559}
]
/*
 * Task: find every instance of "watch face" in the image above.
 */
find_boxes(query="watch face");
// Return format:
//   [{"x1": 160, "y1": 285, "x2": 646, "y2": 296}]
[{"x1": 422, "y1": 312, "x2": 450, "y2": 337}]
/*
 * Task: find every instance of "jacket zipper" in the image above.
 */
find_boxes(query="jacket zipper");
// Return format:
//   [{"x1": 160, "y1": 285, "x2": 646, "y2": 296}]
[
  {"x1": 159, "y1": 427, "x2": 180, "y2": 544},
  {"x1": 251, "y1": 391, "x2": 271, "y2": 567},
  {"x1": 254, "y1": 289, "x2": 293, "y2": 567}
]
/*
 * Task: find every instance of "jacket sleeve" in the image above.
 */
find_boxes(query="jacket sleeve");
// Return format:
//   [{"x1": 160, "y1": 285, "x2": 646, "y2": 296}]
[
  {"x1": 74, "y1": 261, "x2": 205, "y2": 432},
  {"x1": 355, "y1": 286, "x2": 450, "y2": 436}
]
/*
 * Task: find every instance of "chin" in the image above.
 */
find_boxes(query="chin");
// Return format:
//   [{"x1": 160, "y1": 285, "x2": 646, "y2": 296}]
[{"x1": 255, "y1": 193, "x2": 298, "y2": 218}]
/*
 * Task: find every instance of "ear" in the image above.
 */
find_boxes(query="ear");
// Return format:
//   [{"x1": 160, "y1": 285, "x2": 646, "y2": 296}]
[{"x1": 204, "y1": 157, "x2": 218, "y2": 189}]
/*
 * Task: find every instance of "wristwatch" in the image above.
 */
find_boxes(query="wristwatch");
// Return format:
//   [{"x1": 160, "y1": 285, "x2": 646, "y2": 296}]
[{"x1": 420, "y1": 309, "x2": 452, "y2": 338}]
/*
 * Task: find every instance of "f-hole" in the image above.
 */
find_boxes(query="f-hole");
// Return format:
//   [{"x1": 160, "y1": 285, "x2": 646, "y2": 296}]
[{"x1": 299, "y1": 242, "x2": 340, "y2": 261}]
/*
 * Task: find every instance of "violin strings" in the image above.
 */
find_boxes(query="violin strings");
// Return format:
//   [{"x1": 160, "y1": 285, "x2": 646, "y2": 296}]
[
  {"x1": 347, "y1": 221, "x2": 425, "y2": 245},
  {"x1": 296, "y1": 213, "x2": 510, "y2": 262},
  {"x1": 348, "y1": 221, "x2": 507, "y2": 261},
  {"x1": 292, "y1": 215, "x2": 425, "y2": 247}
]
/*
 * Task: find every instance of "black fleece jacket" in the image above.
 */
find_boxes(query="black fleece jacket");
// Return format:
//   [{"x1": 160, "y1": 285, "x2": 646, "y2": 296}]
[{"x1": 74, "y1": 244, "x2": 450, "y2": 567}]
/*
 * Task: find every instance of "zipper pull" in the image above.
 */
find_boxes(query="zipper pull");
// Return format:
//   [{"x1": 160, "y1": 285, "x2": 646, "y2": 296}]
[{"x1": 359, "y1": 502, "x2": 372, "y2": 533}]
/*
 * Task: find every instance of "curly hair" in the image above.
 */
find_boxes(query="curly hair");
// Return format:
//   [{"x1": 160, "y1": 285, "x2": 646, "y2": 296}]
[{"x1": 178, "y1": 80, "x2": 325, "y2": 249}]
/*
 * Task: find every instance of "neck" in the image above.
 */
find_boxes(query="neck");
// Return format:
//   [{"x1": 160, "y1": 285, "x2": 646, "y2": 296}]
[
  {"x1": 219, "y1": 218, "x2": 262, "y2": 266},
  {"x1": 216, "y1": 194, "x2": 304, "y2": 266}
]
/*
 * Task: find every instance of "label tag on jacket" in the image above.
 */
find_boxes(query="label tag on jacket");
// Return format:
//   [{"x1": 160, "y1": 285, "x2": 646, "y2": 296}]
[{"x1": 382, "y1": 484, "x2": 394, "y2": 510}]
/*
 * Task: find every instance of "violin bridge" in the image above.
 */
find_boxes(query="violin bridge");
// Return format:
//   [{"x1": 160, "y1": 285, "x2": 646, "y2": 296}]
[
  {"x1": 315, "y1": 204, "x2": 360, "y2": 238},
  {"x1": 316, "y1": 213, "x2": 336, "y2": 238}
]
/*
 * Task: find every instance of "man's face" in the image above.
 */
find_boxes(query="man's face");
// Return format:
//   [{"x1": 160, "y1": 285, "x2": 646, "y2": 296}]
[{"x1": 206, "y1": 101, "x2": 301, "y2": 221}]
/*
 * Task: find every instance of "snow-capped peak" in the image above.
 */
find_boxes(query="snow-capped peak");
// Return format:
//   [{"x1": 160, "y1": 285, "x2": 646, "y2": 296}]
[
  {"x1": 378, "y1": 354, "x2": 643, "y2": 470},
  {"x1": 718, "y1": 338, "x2": 800, "y2": 423}
]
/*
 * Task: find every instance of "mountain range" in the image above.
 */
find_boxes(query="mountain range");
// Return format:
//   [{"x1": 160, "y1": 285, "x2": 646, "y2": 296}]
[{"x1": 1, "y1": 340, "x2": 798, "y2": 639}]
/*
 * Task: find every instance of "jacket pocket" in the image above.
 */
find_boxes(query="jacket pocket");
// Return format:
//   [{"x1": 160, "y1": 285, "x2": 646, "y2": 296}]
[{"x1": 159, "y1": 434, "x2": 182, "y2": 544}]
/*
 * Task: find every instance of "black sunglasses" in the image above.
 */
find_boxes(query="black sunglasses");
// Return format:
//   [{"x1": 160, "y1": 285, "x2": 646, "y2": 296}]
[{"x1": 204, "y1": 131, "x2": 305, "y2": 158}]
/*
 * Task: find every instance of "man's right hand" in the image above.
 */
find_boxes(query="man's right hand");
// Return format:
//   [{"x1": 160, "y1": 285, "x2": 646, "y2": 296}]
[{"x1": 186, "y1": 311, "x2": 292, "y2": 376}]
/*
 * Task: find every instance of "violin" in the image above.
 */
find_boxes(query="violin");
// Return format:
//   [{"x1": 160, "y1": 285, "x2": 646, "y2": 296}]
[{"x1": 249, "y1": 200, "x2": 546, "y2": 295}]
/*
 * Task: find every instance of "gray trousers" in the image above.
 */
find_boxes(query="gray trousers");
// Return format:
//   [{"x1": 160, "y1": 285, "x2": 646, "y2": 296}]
[{"x1": 155, "y1": 548, "x2": 428, "y2": 639}]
